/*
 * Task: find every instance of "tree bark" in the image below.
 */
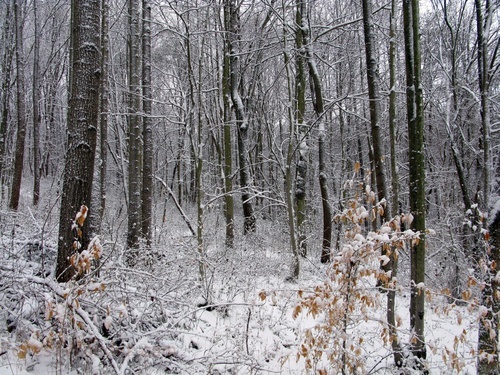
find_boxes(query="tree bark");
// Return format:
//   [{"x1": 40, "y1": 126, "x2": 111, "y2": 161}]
[
  {"x1": 403, "y1": 0, "x2": 427, "y2": 364},
  {"x1": 226, "y1": 0, "x2": 256, "y2": 234},
  {"x1": 127, "y1": 0, "x2": 142, "y2": 263},
  {"x1": 32, "y1": 0, "x2": 41, "y2": 206},
  {"x1": 99, "y1": 0, "x2": 109, "y2": 227},
  {"x1": 0, "y1": 2, "x2": 14, "y2": 188},
  {"x1": 141, "y1": 0, "x2": 153, "y2": 247},
  {"x1": 222, "y1": 2, "x2": 235, "y2": 248},
  {"x1": 9, "y1": 0, "x2": 27, "y2": 211},
  {"x1": 475, "y1": 0, "x2": 498, "y2": 372},
  {"x1": 301, "y1": 13, "x2": 332, "y2": 264},
  {"x1": 294, "y1": 0, "x2": 308, "y2": 256},
  {"x1": 56, "y1": 0, "x2": 101, "y2": 281}
]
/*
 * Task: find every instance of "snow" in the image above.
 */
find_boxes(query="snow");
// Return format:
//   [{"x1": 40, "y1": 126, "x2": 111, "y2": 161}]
[{"x1": 0, "y1": 193, "x2": 489, "y2": 375}]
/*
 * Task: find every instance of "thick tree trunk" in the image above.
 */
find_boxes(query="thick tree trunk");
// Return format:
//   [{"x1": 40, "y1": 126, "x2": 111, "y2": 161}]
[
  {"x1": 9, "y1": 0, "x2": 27, "y2": 211},
  {"x1": 56, "y1": 0, "x2": 101, "y2": 281}
]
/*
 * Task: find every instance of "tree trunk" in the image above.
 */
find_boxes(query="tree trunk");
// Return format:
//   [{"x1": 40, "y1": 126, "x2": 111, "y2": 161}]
[
  {"x1": 362, "y1": 0, "x2": 404, "y2": 367},
  {"x1": 56, "y1": 0, "x2": 101, "y2": 282},
  {"x1": 294, "y1": 0, "x2": 308, "y2": 256},
  {"x1": 32, "y1": 0, "x2": 41, "y2": 206},
  {"x1": 99, "y1": 0, "x2": 109, "y2": 227},
  {"x1": 283, "y1": 16, "x2": 300, "y2": 281},
  {"x1": 387, "y1": 0, "x2": 404, "y2": 366},
  {"x1": 141, "y1": 0, "x2": 153, "y2": 247},
  {"x1": 226, "y1": 0, "x2": 256, "y2": 234},
  {"x1": 475, "y1": 0, "x2": 498, "y2": 372},
  {"x1": 403, "y1": 0, "x2": 427, "y2": 364},
  {"x1": 388, "y1": 0, "x2": 399, "y2": 219},
  {"x1": 301, "y1": 14, "x2": 332, "y2": 264},
  {"x1": 222, "y1": 3, "x2": 234, "y2": 248},
  {"x1": 9, "y1": 0, "x2": 27, "y2": 211},
  {"x1": 0, "y1": 2, "x2": 14, "y2": 188},
  {"x1": 127, "y1": 0, "x2": 142, "y2": 263}
]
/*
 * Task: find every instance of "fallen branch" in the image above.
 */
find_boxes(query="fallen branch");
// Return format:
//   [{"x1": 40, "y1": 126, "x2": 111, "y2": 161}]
[{"x1": 155, "y1": 175, "x2": 196, "y2": 236}]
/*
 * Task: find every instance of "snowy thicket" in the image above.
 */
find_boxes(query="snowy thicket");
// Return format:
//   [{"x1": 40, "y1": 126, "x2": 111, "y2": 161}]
[{"x1": 0, "y1": 179, "x2": 488, "y2": 375}]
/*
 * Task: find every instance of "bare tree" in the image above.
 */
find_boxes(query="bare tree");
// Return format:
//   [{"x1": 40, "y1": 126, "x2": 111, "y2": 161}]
[
  {"x1": 226, "y1": 0, "x2": 256, "y2": 235},
  {"x1": 127, "y1": 0, "x2": 142, "y2": 263},
  {"x1": 141, "y1": 0, "x2": 153, "y2": 246},
  {"x1": 0, "y1": 1, "x2": 14, "y2": 189},
  {"x1": 361, "y1": 0, "x2": 403, "y2": 366},
  {"x1": 9, "y1": 0, "x2": 27, "y2": 211},
  {"x1": 403, "y1": 0, "x2": 427, "y2": 364},
  {"x1": 294, "y1": 0, "x2": 308, "y2": 256},
  {"x1": 56, "y1": 0, "x2": 101, "y2": 281},
  {"x1": 32, "y1": 0, "x2": 41, "y2": 206}
]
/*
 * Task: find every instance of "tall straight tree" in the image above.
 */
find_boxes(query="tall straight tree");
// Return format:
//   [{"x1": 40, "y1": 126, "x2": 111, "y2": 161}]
[
  {"x1": 475, "y1": 0, "x2": 499, "y2": 372},
  {"x1": 226, "y1": 0, "x2": 256, "y2": 234},
  {"x1": 403, "y1": 0, "x2": 427, "y2": 364},
  {"x1": 294, "y1": 0, "x2": 308, "y2": 256},
  {"x1": 9, "y1": 0, "x2": 27, "y2": 211},
  {"x1": 56, "y1": 0, "x2": 101, "y2": 282},
  {"x1": 141, "y1": 0, "x2": 153, "y2": 246},
  {"x1": 127, "y1": 0, "x2": 142, "y2": 263},
  {"x1": 99, "y1": 0, "x2": 109, "y2": 226},
  {"x1": 222, "y1": 2, "x2": 235, "y2": 248},
  {"x1": 361, "y1": 0, "x2": 403, "y2": 366},
  {"x1": 32, "y1": 0, "x2": 41, "y2": 206},
  {"x1": 0, "y1": 1, "x2": 14, "y2": 187},
  {"x1": 300, "y1": 1, "x2": 332, "y2": 264}
]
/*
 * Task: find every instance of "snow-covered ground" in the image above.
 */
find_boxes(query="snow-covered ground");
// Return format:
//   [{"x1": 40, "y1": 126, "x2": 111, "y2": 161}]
[{"x1": 0, "y1": 186, "x2": 483, "y2": 374}]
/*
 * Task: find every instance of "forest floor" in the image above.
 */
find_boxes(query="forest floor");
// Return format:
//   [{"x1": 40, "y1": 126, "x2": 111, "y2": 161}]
[{"x1": 0, "y1": 182, "x2": 479, "y2": 374}]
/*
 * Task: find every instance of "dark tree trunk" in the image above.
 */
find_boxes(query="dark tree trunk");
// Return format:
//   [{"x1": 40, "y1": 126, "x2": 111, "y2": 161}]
[
  {"x1": 56, "y1": 0, "x2": 101, "y2": 282},
  {"x1": 127, "y1": 0, "x2": 142, "y2": 263},
  {"x1": 403, "y1": 0, "x2": 427, "y2": 363},
  {"x1": 226, "y1": 0, "x2": 256, "y2": 234},
  {"x1": 9, "y1": 0, "x2": 27, "y2": 211},
  {"x1": 99, "y1": 0, "x2": 109, "y2": 227},
  {"x1": 0, "y1": 2, "x2": 14, "y2": 188},
  {"x1": 141, "y1": 0, "x2": 153, "y2": 247},
  {"x1": 294, "y1": 0, "x2": 308, "y2": 256},
  {"x1": 222, "y1": 3, "x2": 234, "y2": 247},
  {"x1": 32, "y1": 0, "x2": 41, "y2": 206}
]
